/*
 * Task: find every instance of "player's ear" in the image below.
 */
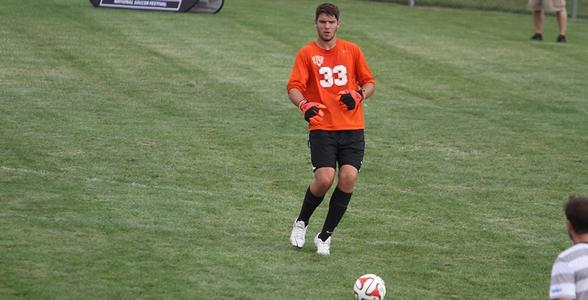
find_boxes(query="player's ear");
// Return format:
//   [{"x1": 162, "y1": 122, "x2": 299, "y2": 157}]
[{"x1": 566, "y1": 220, "x2": 575, "y2": 237}]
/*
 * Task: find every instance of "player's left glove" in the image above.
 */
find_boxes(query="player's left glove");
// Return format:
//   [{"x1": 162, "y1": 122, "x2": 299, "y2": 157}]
[{"x1": 338, "y1": 90, "x2": 364, "y2": 111}]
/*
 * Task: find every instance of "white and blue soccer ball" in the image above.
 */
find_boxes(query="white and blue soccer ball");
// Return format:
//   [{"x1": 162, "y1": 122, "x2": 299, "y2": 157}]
[{"x1": 353, "y1": 273, "x2": 386, "y2": 300}]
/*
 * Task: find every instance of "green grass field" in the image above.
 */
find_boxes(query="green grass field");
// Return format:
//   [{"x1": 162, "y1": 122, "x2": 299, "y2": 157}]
[
  {"x1": 375, "y1": 0, "x2": 588, "y2": 17},
  {"x1": 1, "y1": 0, "x2": 587, "y2": 298}
]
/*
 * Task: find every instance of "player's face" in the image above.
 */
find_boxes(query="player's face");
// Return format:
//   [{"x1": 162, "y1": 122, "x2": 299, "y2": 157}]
[{"x1": 315, "y1": 13, "x2": 340, "y2": 42}]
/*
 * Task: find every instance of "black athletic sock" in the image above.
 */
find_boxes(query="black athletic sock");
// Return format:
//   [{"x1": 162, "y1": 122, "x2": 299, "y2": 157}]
[
  {"x1": 297, "y1": 187, "x2": 324, "y2": 226},
  {"x1": 318, "y1": 187, "x2": 352, "y2": 241}
]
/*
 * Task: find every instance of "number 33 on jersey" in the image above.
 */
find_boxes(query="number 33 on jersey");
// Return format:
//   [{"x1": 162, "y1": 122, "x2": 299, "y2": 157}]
[
  {"x1": 319, "y1": 65, "x2": 348, "y2": 88},
  {"x1": 287, "y1": 38, "x2": 375, "y2": 130}
]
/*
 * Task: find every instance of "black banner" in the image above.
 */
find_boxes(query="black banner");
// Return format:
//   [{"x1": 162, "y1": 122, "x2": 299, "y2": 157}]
[
  {"x1": 102, "y1": 0, "x2": 182, "y2": 11},
  {"x1": 89, "y1": 0, "x2": 215, "y2": 12}
]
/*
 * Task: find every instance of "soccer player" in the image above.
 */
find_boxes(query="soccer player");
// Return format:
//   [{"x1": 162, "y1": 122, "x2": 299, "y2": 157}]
[
  {"x1": 549, "y1": 195, "x2": 588, "y2": 299},
  {"x1": 287, "y1": 3, "x2": 375, "y2": 255}
]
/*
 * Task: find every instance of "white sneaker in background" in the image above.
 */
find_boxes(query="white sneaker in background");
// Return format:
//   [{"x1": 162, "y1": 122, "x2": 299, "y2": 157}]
[
  {"x1": 290, "y1": 220, "x2": 307, "y2": 248},
  {"x1": 314, "y1": 233, "x2": 331, "y2": 256}
]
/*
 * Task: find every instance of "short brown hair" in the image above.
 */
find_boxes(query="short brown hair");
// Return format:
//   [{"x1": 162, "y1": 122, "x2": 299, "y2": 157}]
[
  {"x1": 565, "y1": 195, "x2": 588, "y2": 234},
  {"x1": 315, "y1": 3, "x2": 340, "y2": 21}
]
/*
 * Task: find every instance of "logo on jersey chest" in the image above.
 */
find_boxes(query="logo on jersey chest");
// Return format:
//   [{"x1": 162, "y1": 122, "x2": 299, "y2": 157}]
[{"x1": 312, "y1": 55, "x2": 324, "y2": 67}]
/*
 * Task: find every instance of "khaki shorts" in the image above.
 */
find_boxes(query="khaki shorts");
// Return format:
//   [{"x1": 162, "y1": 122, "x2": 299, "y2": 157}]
[{"x1": 528, "y1": 0, "x2": 566, "y2": 12}]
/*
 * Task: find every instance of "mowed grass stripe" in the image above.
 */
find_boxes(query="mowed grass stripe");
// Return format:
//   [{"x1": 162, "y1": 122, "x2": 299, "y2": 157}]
[{"x1": 1, "y1": 0, "x2": 587, "y2": 299}]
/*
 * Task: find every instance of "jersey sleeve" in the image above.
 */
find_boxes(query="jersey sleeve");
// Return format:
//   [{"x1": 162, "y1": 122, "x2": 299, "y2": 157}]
[
  {"x1": 549, "y1": 258, "x2": 576, "y2": 299},
  {"x1": 354, "y1": 46, "x2": 375, "y2": 87},
  {"x1": 287, "y1": 49, "x2": 309, "y2": 93}
]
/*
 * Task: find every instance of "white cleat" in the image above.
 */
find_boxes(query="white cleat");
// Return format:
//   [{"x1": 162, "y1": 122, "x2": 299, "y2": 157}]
[
  {"x1": 314, "y1": 233, "x2": 331, "y2": 256},
  {"x1": 290, "y1": 220, "x2": 307, "y2": 248}
]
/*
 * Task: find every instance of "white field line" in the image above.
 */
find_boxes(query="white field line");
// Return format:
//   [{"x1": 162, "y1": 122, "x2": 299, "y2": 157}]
[{"x1": 0, "y1": 165, "x2": 224, "y2": 196}]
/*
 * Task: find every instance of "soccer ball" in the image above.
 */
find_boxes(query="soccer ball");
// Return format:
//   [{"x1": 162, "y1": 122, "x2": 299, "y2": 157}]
[{"x1": 353, "y1": 274, "x2": 386, "y2": 300}]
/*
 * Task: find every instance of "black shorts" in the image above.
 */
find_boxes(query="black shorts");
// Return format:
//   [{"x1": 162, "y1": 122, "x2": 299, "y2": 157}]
[{"x1": 308, "y1": 130, "x2": 365, "y2": 172}]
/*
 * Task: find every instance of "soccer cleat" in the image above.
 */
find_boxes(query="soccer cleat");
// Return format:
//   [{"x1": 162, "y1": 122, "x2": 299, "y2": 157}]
[
  {"x1": 557, "y1": 35, "x2": 567, "y2": 43},
  {"x1": 290, "y1": 220, "x2": 307, "y2": 248},
  {"x1": 530, "y1": 33, "x2": 543, "y2": 41},
  {"x1": 314, "y1": 233, "x2": 331, "y2": 255}
]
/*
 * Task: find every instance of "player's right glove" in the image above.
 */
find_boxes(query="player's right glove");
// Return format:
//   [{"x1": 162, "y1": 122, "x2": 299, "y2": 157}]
[{"x1": 298, "y1": 100, "x2": 326, "y2": 126}]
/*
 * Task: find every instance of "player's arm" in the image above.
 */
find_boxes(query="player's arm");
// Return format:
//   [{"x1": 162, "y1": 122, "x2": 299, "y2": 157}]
[
  {"x1": 337, "y1": 45, "x2": 376, "y2": 111},
  {"x1": 288, "y1": 88, "x2": 307, "y2": 108},
  {"x1": 549, "y1": 259, "x2": 576, "y2": 300},
  {"x1": 288, "y1": 88, "x2": 326, "y2": 126},
  {"x1": 359, "y1": 82, "x2": 375, "y2": 101}
]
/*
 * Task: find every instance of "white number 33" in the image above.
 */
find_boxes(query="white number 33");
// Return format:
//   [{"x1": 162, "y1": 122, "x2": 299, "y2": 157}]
[{"x1": 319, "y1": 65, "x2": 348, "y2": 88}]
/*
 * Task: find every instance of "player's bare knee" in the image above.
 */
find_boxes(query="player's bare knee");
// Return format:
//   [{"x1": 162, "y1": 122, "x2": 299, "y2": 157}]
[
  {"x1": 339, "y1": 176, "x2": 356, "y2": 188},
  {"x1": 339, "y1": 165, "x2": 358, "y2": 179},
  {"x1": 336, "y1": 170, "x2": 357, "y2": 192},
  {"x1": 315, "y1": 175, "x2": 334, "y2": 191}
]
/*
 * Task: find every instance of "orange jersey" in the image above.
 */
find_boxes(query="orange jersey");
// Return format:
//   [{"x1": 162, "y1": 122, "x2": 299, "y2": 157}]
[{"x1": 287, "y1": 38, "x2": 375, "y2": 131}]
